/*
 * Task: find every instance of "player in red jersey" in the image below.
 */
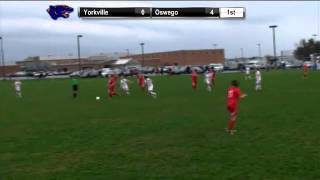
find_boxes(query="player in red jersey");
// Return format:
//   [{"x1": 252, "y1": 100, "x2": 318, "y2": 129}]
[
  {"x1": 108, "y1": 74, "x2": 117, "y2": 98},
  {"x1": 191, "y1": 70, "x2": 198, "y2": 90},
  {"x1": 137, "y1": 73, "x2": 145, "y2": 90},
  {"x1": 211, "y1": 68, "x2": 216, "y2": 87},
  {"x1": 303, "y1": 64, "x2": 309, "y2": 78},
  {"x1": 226, "y1": 80, "x2": 247, "y2": 135}
]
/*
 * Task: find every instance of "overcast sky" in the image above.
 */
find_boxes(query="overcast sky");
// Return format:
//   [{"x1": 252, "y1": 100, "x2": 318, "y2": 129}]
[{"x1": 0, "y1": 1, "x2": 319, "y2": 64}]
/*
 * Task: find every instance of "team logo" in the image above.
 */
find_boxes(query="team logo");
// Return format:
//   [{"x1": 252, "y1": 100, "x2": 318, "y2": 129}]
[{"x1": 47, "y1": 5, "x2": 74, "y2": 20}]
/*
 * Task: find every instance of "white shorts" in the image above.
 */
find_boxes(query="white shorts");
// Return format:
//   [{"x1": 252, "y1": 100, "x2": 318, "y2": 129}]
[
  {"x1": 121, "y1": 86, "x2": 129, "y2": 91},
  {"x1": 15, "y1": 87, "x2": 21, "y2": 92},
  {"x1": 148, "y1": 86, "x2": 154, "y2": 92}
]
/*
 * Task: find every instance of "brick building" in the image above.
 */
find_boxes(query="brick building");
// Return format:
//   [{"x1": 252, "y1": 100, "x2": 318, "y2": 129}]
[
  {"x1": 0, "y1": 65, "x2": 21, "y2": 76},
  {"x1": 13, "y1": 49, "x2": 224, "y2": 73},
  {"x1": 16, "y1": 53, "x2": 126, "y2": 72},
  {"x1": 126, "y1": 49, "x2": 224, "y2": 66}
]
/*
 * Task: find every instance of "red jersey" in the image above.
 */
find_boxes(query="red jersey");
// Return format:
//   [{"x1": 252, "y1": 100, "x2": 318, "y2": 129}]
[
  {"x1": 212, "y1": 72, "x2": 216, "y2": 80},
  {"x1": 108, "y1": 76, "x2": 116, "y2": 88},
  {"x1": 138, "y1": 75, "x2": 145, "y2": 86},
  {"x1": 227, "y1": 87, "x2": 241, "y2": 107},
  {"x1": 191, "y1": 72, "x2": 198, "y2": 82},
  {"x1": 303, "y1": 64, "x2": 308, "y2": 72}
]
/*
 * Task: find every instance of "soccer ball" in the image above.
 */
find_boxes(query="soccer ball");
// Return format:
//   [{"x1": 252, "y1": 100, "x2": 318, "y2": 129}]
[{"x1": 96, "y1": 96, "x2": 100, "y2": 100}]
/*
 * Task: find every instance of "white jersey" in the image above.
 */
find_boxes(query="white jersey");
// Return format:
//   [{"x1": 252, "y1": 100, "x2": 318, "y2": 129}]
[
  {"x1": 145, "y1": 78, "x2": 154, "y2": 91},
  {"x1": 256, "y1": 71, "x2": 261, "y2": 82},
  {"x1": 120, "y1": 78, "x2": 129, "y2": 90},
  {"x1": 14, "y1": 81, "x2": 21, "y2": 91},
  {"x1": 246, "y1": 67, "x2": 250, "y2": 74},
  {"x1": 205, "y1": 72, "x2": 212, "y2": 85}
]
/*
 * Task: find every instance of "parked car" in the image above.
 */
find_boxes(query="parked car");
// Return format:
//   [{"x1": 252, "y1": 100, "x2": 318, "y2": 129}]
[
  {"x1": 122, "y1": 68, "x2": 133, "y2": 76},
  {"x1": 9, "y1": 71, "x2": 32, "y2": 77},
  {"x1": 245, "y1": 61, "x2": 261, "y2": 69},
  {"x1": 303, "y1": 61, "x2": 313, "y2": 68},
  {"x1": 53, "y1": 71, "x2": 70, "y2": 76},
  {"x1": 79, "y1": 71, "x2": 90, "y2": 78},
  {"x1": 47, "y1": 72, "x2": 54, "y2": 76},
  {"x1": 141, "y1": 67, "x2": 155, "y2": 74},
  {"x1": 32, "y1": 71, "x2": 48, "y2": 78},
  {"x1": 209, "y1": 63, "x2": 224, "y2": 72},
  {"x1": 101, "y1": 68, "x2": 113, "y2": 77},
  {"x1": 162, "y1": 66, "x2": 174, "y2": 74},
  {"x1": 76, "y1": 70, "x2": 99, "y2": 78},
  {"x1": 69, "y1": 71, "x2": 82, "y2": 77},
  {"x1": 128, "y1": 67, "x2": 139, "y2": 76},
  {"x1": 172, "y1": 66, "x2": 188, "y2": 74},
  {"x1": 278, "y1": 61, "x2": 296, "y2": 69},
  {"x1": 101, "y1": 68, "x2": 123, "y2": 77},
  {"x1": 87, "y1": 70, "x2": 99, "y2": 78},
  {"x1": 191, "y1": 66, "x2": 205, "y2": 73},
  {"x1": 113, "y1": 68, "x2": 123, "y2": 76},
  {"x1": 171, "y1": 66, "x2": 181, "y2": 74}
]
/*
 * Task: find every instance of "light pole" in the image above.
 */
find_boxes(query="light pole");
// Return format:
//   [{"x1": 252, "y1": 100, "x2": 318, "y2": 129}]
[
  {"x1": 312, "y1": 34, "x2": 318, "y2": 40},
  {"x1": 269, "y1": 25, "x2": 278, "y2": 60},
  {"x1": 140, "y1": 43, "x2": 145, "y2": 67},
  {"x1": 240, "y1": 48, "x2": 244, "y2": 60},
  {"x1": 0, "y1": 37, "x2": 5, "y2": 78},
  {"x1": 257, "y1": 43, "x2": 262, "y2": 58},
  {"x1": 77, "y1": 35, "x2": 83, "y2": 71},
  {"x1": 212, "y1": 43, "x2": 217, "y2": 49},
  {"x1": 317, "y1": 1, "x2": 320, "y2": 39}
]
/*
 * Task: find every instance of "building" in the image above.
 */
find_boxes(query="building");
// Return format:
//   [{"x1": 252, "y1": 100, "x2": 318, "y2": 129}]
[
  {"x1": 0, "y1": 65, "x2": 21, "y2": 76},
  {"x1": 14, "y1": 49, "x2": 224, "y2": 72},
  {"x1": 112, "y1": 58, "x2": 141, "y2": 68},
  {"x1": 16, "y1": 53, "x2": 127, "y2": 72},
  {"x1": 126, "y1": 49, "x2": 224, "y2": 66}
]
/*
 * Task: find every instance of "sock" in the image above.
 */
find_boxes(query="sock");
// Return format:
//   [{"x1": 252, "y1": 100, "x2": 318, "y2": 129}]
[{"x1": 228, "y1": 120, "x2": 236, "y2": 130}]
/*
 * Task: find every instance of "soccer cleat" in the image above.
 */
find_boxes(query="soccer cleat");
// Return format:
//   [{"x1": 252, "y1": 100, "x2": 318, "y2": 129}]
[{"x1": 230, "y1": 130, "x2": 237, "y2": 135}]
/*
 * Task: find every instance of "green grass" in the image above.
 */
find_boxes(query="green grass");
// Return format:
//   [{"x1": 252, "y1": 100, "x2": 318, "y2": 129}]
[{"x1": 1, "y1": 70, "x2": 320, "y2": 179}]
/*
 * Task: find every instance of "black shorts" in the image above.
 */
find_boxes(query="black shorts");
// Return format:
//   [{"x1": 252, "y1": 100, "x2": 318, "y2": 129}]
[{"x1": 72, "y1": 85, "x2": 78, "y2": 91}]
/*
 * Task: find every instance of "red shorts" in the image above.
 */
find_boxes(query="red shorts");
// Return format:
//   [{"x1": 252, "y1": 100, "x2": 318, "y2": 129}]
[
  {"x1": 227, "y1": 105, "x2": 237, "y2": 114},
  {"x1": 108, "y1": 86, "x2": 115, "y2": 92}
]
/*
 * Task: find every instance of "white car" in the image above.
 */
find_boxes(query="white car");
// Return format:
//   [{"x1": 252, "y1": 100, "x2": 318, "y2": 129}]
[
  {"x1": 303, "y1": 61, "x2": 313, "y2": 68},
  {"x1": 101, "y1": 68, "x2": 113, "y2": 77},
  {"x1": 209, "y1": 63, "x2": 224, "y2": 71},
  {"x1": 101, "y1": 68, "x2": 123, "y2": 77}
]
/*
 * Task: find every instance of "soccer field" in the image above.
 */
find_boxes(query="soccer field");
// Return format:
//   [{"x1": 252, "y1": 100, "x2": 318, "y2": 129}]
[{"x1": 1, "y1": 70, "x2": 320, "y2": 179}]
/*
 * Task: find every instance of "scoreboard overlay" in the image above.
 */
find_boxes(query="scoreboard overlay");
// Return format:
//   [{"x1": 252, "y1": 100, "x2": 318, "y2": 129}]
[{"x1": 78, "y1": 7, "x2": 245, "y2": 19}]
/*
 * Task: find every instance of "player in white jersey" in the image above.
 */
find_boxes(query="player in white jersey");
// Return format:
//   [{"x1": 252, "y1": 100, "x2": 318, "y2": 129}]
[
  {"x1": 245, "y1": 66, "x2": 252, "y2": 80},
  {"x1": 204, "y1": 70, "x2": 213, "y2": 92},
  {"x1": 120, "y1": 75, "x2": 130, "y2": 95},
  {"x1": 255, "y1": 69, "x2": 262, "y2": 91},
  {"x1": 145, "y1": 76, "x2": 157, "y2": 99},
  {"x1": 14, "y1": 80, "x2": 22, "y2": 97}
]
